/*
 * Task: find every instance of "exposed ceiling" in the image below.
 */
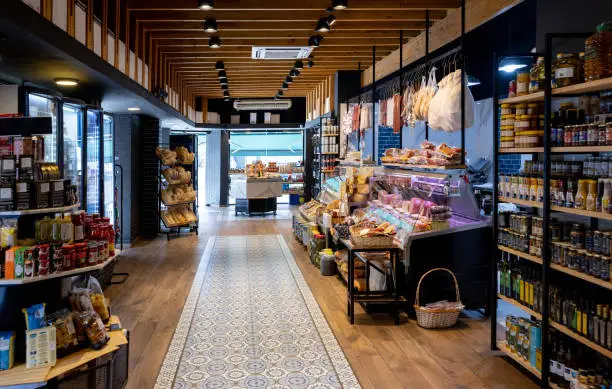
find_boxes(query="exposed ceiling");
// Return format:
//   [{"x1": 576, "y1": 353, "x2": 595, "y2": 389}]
[{"x1": 128, "y1": 0, "x2": 460, "y2": 99}]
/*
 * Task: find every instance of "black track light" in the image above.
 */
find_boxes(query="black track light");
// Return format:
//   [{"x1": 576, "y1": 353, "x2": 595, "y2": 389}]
[
  {"x1": 218, "y1": 70, "x2": 227, "y2": 79},
  {"x1": 203, "y1": 18, "x2": 218, "y2": 33},
  {"x1": 294, "y1": 60, "x2": 304, "y2": 69},
  {"x1": 220, "y1": 78, "x2": 228, "y2": 85},
  {"x1": 278, "y1": 90, "x2": 284, "y2": 96},
  {"x1": 308, "y1": 60, "x2": 314, "y2": 68},
  {"x1": 290, "y1": 69, "x2": 301, "y2": 77},
  {"x1": 215, "y1": 61, "x2": 224, "y2": 70},
  {"x1": 332, "y1": 0, "x2": 347, "y2": 10},
  {"x1": 315, "y1": 17, "x2": 331, "y2": 33},
  {"x1": 308, "y1": 35, "x2": 323, "y2": 47},
  {"x1": 327, "y1": 15, "x2": 337, "y2": 26},
  {"x1": 221, "y1": 84, "x2": 228, "y2": 90},
  {"x1": 197, "y1": 0, "x2": 214, "y2": 10},
  {"x1": 285, "y1": 76, "x2": 293, "y2": 84},
  {"x1": 223, "y1": 90, "x2": 229, "y2": 96},
  {"x1": 282, "y1": 82, "x2": 288, "y2": 90},
  {"x1": 208, "y1": 36, "x2": 221, "y2": 48}
]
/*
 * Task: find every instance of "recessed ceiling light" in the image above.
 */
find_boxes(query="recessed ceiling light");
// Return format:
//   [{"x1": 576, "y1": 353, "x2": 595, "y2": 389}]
[
  {"x1": 127, "y1": 107, "x2": 140, "y2": 111},
  {"x1": 332, "y1": 0, "x2": 348, "y2": 10},
  {"x1": 218, "y1": 70, "x2": 227, "y2": 79},
  {"x1": 197, "y1": 0, "x2": 213, "y2": 10},
  {"x1": 54, "y1": 78, "x2": 79, "y2": 87},
  {"x1": 315, "y1": 18, "x2": 331, "y2": 33},
  {"x1": 203, "y1": 18, "x2": 218, "y2": 33},
  {"x1": 215, "y1": 61, "x2": 224, "y2": 70},
  {"x1": 209, "y1": 36, "x2": 222, "y2": 48},
  {"x1": 294, "y1": 60, "x2": 304, "y2": 69},
  {"x1": 285, "y1": 76, "x2": 293, "y2": 84}
]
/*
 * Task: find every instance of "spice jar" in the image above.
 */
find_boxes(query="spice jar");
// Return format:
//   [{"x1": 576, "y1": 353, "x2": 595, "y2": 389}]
[{"x1": 516, "y1": 72, "x2": 530, "y2": 96}]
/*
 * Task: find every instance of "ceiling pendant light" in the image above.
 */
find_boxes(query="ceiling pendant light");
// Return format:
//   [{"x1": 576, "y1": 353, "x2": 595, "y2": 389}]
[
  {"x1": 197, "y1": 0, "x2": 214, "y2": 10},
  {"x1": 209, "y1": 36, "x2": 222, "y2": 48},
  {"x1": 294, "y1": 60, "x2": 304, "y2": 70},
  {"x1": 291, "y1": 69, "x2": 301, "y2": 77},
  {"x1": 285, "y1": 76, "x2": 293, "y2": 84},
  {"x1": 215, "y1": 61, "x2": 224, "y2": 70},
  {"x1": 308, "y1": 35, "x2": 323, "y2": 47},
  {"x1": 203, "y1": 18, "x2": 218, "y2": 33},
  {"x1": 281, "y1": 82, "x2": 288, "y2": 90},
  {"x1": 220, "y1": 78, "x2": 228, "y2": 85},
  {"x1": 315, "y1": 17, "x2": 331, "y2": 33},
  {"x1": 221, "y1": 84, "x2": 228, "y2": 90},
  {"x1": 218, "y1": 70, "x2": 227, "y2": 79},
  {"x1": 332, "y1": 0, "x2": 348, "y2": 10}
]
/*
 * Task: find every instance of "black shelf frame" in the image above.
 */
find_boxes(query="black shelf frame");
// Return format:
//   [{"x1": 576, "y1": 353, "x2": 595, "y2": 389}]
[{"x1": 491, "y1": 32, "x2": 611, "y2": 388}]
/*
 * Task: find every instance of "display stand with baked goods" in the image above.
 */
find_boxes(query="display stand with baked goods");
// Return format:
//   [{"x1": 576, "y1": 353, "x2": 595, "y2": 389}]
[
  {"x1": 492, "y1": 28, "x2": 612, "y2": 387},
  {"x1": 156, "y1": 144, "x2": 198, "y2": 240}
]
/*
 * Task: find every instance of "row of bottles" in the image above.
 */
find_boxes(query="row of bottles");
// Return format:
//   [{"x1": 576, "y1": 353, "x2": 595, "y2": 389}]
[
  {"x1": 498, "y1": 253, "x2": 544, "y2": 312},
  {"x1": 34, "y1": 211, "x2": 85, "y2": 244}
]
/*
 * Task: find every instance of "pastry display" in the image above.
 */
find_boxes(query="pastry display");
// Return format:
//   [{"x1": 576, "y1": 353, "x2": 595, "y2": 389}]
[
  {"x1": 161, "y1": 185, "x2": 196, "y2": 205},
  {"x1": 381, "y1": 141, "x2": 464, "y2": 166},
  {"x1": 161, "y1": 166, "x2": 191, "y2": 185},
  {"x1": 155, "y1": 147, "x2": 177, "y2": 166},
  {"x1": 175, "y1": 146, "x2": 195, "y2": 164},
  {"x1": 161, "y1": 205, "x2": 197, "y2": 227}
]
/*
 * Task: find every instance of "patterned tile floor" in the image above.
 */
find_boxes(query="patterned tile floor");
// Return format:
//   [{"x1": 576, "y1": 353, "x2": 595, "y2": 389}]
[{"x1": 155, "y1": 235, "x2": 359, "y2": 389}]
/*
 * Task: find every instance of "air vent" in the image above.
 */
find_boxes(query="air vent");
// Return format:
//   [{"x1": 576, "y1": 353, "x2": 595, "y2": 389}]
[
  {"x1": 251, "y1": 46, "x2": 313, "y2": 60},
  {"x1": 233, "y1": 99, "x2": 293, "y2": 111}
]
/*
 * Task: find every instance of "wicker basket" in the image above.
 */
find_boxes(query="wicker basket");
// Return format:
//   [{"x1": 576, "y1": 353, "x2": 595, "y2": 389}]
[
  {"x1": 349, "y1": 225, "x2": 394, "y2": 248},
  {"x1": 414, "y1": 268, "x2": 464, "y2": 329}
]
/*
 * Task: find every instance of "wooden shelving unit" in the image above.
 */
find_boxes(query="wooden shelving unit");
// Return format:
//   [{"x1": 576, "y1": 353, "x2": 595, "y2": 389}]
[
  {"x1": 499, "y1": 147, "x2": 544, "y2": 154},
  {"x1": 499, "y1": 76, "x2": 612, "y2": 104},
  {"x1": 549, "y1": 321, "x2": 612, "y2": 359},
  {"x1": 498, "y1": 197, "x2": 543, "y2": 208},
  {"x1": 0, "y1": 203, "x2": 80, "y2": 217},
  {"x1": 496, "y1": 341, "x2": 542, "y2": 379},
  {"x1": 497, "y1": 245, "x2": 543, "y2": 265},
  {"x1": 497, "y1": 294, "x2": 542, "y2": 319},
  {"x1": 550, "y1": 263, "x2": 612, "y2": 291},
  {"x1": 552, "y1": 146, "x2": 612, "y2": 153},
  {"x1": 550, "y1": 205, "x2": 612, "y2": 221}
]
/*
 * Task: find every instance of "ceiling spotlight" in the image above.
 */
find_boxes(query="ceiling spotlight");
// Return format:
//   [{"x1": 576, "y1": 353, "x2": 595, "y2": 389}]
[
  {"x1": 54, "y1": 78, "x2": 79, "y2": 87},
  {"x1": 221, "y1": 84, "x2": 228, "y2": 90},
  {"x1": 294, "y1": 60, "x2": 304, "y2": 69},
  {"x1": 215, "y1": 61, "x2": 224, "y2": 70},
  {"x1": 278, "y1": 90, "x2": 284, "y2": 96},
  {"x1": 285, "y1": 76, "x2": 293, "y2": 84},
  {"x1": 197, "y1": 0, "x2": 214, "y2": 10},
  {"x1": 290, "y1": 69, "x2": 301, "y2": 77},
  {"x1": 223, "y1": 90, "x2": 229, "y2": 96},
  {"x1": 218, "y1": 70, "x2": 227, "y2": 79},
  {"x1": 332, "y1": 0, "x2": 348, "y2": 10},
  {"x1": 208, "y1": 36, "x2": 222, "y2": 48},
  {"x1": 307, "y1": 60, "x2": 314, "y2": 68},
  {"x1": 220, "y1": 78, "x2": 228, "y2": 85},
  {"x1": 315, "y1": 17, "x2": 331, "y2": 33},
  {"x1": 282, "y1": 82, "x2": 288, "y2": 90},
  {"x1": 203, "y1": 18, "x2": 218, "y2": 33},
  {"x1": 308, "y1": 35, "x2": 323, "y2": 47},
  {"x1": 327, "y1": 15, "x2": 337, "y2": 26},
  {"x1": 127, "y1": 107, "x2": 141, "y2": 111}
]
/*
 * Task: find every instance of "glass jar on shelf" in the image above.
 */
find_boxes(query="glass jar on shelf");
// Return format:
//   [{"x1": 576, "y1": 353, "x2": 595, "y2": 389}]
[
  {"x1": 553, "y1": 53, "x2": 582, "y2": 88},
  {"x1": 528, "y1": 57, "x2": 545, "y2": 94},
  {"x1": 584, "y1": 22, "x2": 612, "y2": 81}
]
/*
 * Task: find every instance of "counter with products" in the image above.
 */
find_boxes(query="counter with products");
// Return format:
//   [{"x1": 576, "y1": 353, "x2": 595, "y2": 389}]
[{"x1": 230, "y1": 161, "x2": 285, "y2": 216}]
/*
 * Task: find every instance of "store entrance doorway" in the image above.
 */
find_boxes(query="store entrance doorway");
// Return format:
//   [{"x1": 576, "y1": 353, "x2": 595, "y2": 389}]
[{"x1": 197, "y1": 134, "x2": 207, "y2": 216}]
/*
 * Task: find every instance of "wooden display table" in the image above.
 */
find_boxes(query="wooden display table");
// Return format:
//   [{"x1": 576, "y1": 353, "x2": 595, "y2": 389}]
[
  {"x1": 338, "y1": 238, "x2": 405, "y2": 325},
  {"x1": 0, "y1": 316, "x2": 128, "y2": 388}
]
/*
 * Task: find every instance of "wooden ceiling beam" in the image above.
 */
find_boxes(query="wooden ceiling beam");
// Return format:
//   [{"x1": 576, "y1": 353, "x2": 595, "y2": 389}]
[
  {"x1": 157, "y1": 47, "x2": 394, "y2": 55},
  {"x1": 126, "y1": 0, "x2": 458, "y2": 10},
  {"x1": 155, "y1": 40, "x2": 401, "y2": 47},
  {"x1": 128, "y1": 10, "x2": 447, "y2": 22},
  {"x1": 137, "y1": 20, "x2": 430, "y2": 31},
  {"x1": 150, "y1": 31, "x2": 414, "y2": 40}
]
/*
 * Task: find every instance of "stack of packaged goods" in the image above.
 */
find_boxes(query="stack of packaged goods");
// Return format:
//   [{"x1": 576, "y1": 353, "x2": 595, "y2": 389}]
[
  {"x1": 0, "y1": 212, "x2": 116, "y2": 281},
  {"x1": 499, "y1": 103, "x2": 545, "y2": 149}
]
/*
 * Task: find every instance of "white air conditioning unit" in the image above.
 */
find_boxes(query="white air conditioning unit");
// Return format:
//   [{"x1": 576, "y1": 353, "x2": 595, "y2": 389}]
[
  {"x1": 251, "y1": 46, "x2": 313, "y2": 60},
  {"x1": 233, "y1": 99, "x2": 292, "y2": 111}
]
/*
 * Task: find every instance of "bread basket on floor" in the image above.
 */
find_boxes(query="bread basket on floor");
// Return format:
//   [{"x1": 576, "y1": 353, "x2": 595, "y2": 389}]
[
  {"x1": 414, "y1": 268, "x2": 464, "y2": 329},
  {"x1": 349, "y1": 225, "x2": 394, "y2": 248}
]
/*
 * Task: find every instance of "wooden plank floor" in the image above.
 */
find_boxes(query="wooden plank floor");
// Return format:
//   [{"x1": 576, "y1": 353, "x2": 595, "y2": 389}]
[{"x1": 105, "y1": 207, "x2": 540, "y2": 389}]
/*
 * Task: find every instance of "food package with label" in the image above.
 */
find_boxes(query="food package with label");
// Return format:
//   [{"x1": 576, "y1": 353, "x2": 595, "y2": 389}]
[
  {"x1": 25, "y1": 326, "x2": 56, "y2": 368},
  {"x1": 76, "y1": 311, "x2": 109, "y2": 350},
  {"x1": 47, "y1": 309, "x2": 78, "y2": 358},
  {"x1": 87, "y1": 276, "x2": 110, "y2": 322},
  {"x1": 0, "y1": 331, "x2": 15, "y2": 371}
]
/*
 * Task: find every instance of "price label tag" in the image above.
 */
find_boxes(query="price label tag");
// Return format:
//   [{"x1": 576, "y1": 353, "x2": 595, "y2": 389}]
[
  {"x1": 40, "y1": 182, "x2": 49, "y2": 193},
  {"x1": 54, "y1": 181, "x2": 63, "y2": 191},
  {"x1": 0, "y1": 188, "x2": 12, "y2": 200},
  {"x1": 3, "y1": 159, "x2": 14, "y2": 171},
  {"x1": 21, "y1": 158, "x2": 32, "y2": 169},
  {"x1": 16, "y1": 182, "x2": 27, "y2": 193}
]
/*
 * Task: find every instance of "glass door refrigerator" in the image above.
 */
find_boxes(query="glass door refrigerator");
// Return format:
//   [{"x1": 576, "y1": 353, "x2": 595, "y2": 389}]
[
  {"x1": 86, "y1": 107, "x2": 102, "y2": 214},
  {"x1": 62, "y1": 99, "x2": 85, "y2": 206},
  {"x1": 103, "y1": 114, "x2": 114, "y2": 222},
  {"x1": 26, "y1": 89, "x2": 60, "y2": 163}
]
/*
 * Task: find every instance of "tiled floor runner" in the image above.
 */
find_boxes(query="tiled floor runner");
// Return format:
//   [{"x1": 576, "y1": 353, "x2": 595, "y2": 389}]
[{"x1": 155, "y1": 235, "x2": 360, "y2": 389}]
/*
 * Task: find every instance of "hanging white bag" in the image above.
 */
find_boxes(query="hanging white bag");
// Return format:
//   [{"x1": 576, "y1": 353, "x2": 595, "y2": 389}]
[{"x1": 428, "y1": 69, "x2": 475, "y2": 132}]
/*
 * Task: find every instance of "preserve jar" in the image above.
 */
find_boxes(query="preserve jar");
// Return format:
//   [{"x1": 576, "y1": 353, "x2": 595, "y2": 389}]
[
  {"x1": 501, "y1": 104, "x2": 513, "y2": 115},
  {"x1": 584, "y1": 22, "x2": 612, "y2": 81},
  {"x1": 74, "y1": 243, "x2": 88, "y2": 268},
  {"x1": 516, "y1": 71, "x2": 530, "y2": 96},
  {"x1": 553, "y1": 53, "x2": 582, "y2": 88},
  {"x1": 62, "y1": 244, "x2": 75, "y2": 270},
  {"x1": 87, "y1": 242, "x2": 99, "y2": 265}
]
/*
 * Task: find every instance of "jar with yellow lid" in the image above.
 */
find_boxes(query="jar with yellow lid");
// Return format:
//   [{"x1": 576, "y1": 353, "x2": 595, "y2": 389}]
[
  {"x1": 501, "y1": 104, "x2": 513, "y2": 115},
  {"x1": 515, "y1": 103, "x2": 527, "y2": 116},
  {"x1": 516, "y1": 72, "x2": 530, "y2": 96},
  {"x1": 553, "y1": 53, "x2": 582, "y2": 88},
  {"x1": 526, "y1": 103, "x2": 539, "y2": 115},
  {"x1": 501, "y1": 115, "x2": 515, "y2": 127},
  {"x1": 500, "y1": 126, "x2": 514, "y2": 138},
  {"x1": 515, "y1": 115, "x2": 531, "y2": 130}
]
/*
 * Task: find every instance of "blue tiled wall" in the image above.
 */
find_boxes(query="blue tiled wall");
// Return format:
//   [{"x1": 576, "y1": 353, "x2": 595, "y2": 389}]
[
  {"x1": 499, "y1": 154, "x2": 522, "y2": 174},
  {"x1": 377, "y1": 125, "x2": 401, "y2": 161}
]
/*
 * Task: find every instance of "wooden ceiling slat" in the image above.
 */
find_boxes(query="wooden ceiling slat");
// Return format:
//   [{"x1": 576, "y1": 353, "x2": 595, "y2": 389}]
[
  {"x1": 150, "y1": 31, "x2": 415, "y2": 39},
  {"x1": 127, "y1": 0, "x2": 457, "y2": 10},
  {"x1": 139, "y1": 21, "x2": 429, "y2": 31}
]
